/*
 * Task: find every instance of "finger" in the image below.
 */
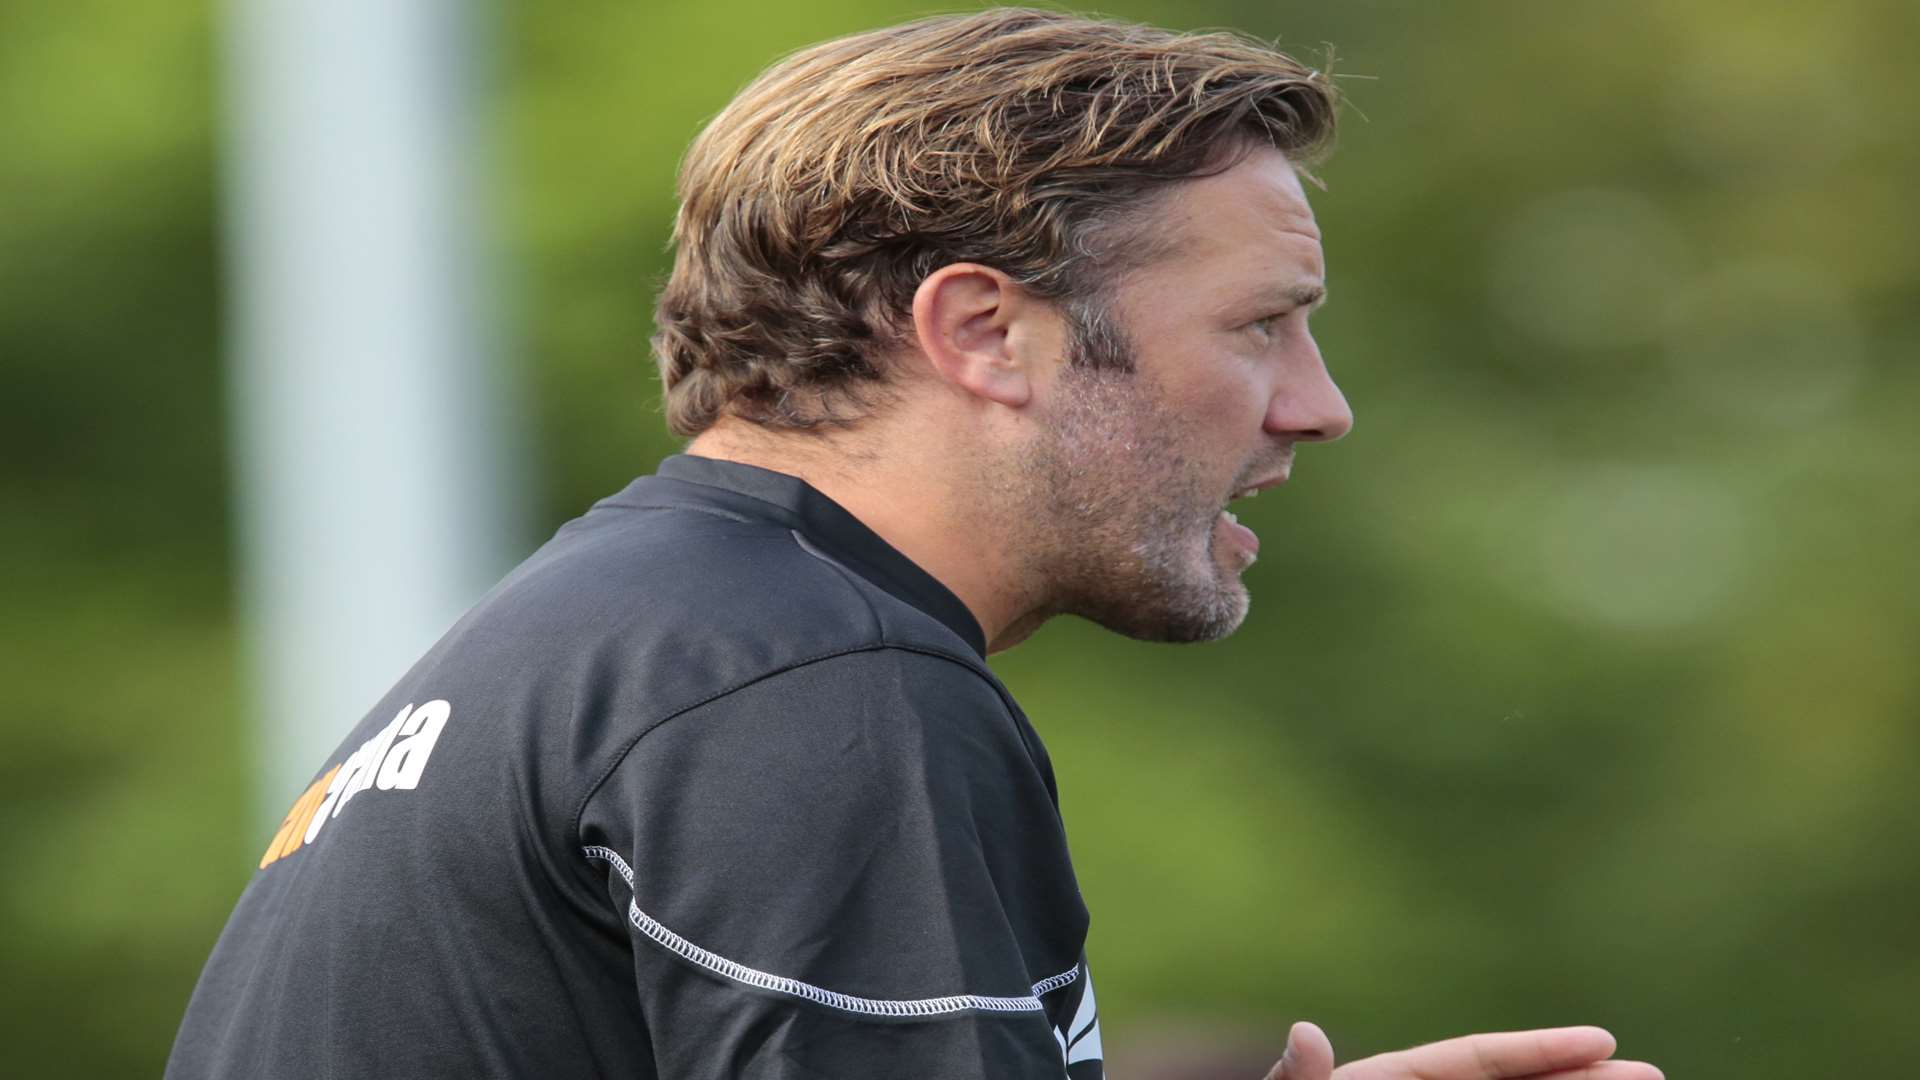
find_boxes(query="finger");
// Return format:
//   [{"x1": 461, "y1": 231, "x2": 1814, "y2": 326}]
[
  {"x1": 1517, "y1": 1062, "x2": 1663, "y2": 1080},
  {"x1": 1264, "y1": 1020, "x2": 1336, "y2": 1080},
  {"x1": 1371, "y1": 1026, "x2": 1617, "y2": 1079}
]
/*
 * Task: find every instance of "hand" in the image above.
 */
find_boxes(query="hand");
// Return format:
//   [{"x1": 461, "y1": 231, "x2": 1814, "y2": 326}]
[{"x1": 1264, "y1": 1021, "x2": 1663, "y2": 1080}]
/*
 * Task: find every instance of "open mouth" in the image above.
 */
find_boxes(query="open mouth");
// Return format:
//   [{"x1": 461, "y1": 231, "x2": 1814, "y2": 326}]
[
  {"x1": 1217, "y1": 486, "x2": 1262, "y2": 562},
  {"x1": 1215, "y1": 468, "x2": 1289, "y2": 564}
]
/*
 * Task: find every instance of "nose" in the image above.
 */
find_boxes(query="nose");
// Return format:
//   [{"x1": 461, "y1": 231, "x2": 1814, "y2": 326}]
[{"x1": 1264, "y1": 335, "x2": 1353, "y2": 442}]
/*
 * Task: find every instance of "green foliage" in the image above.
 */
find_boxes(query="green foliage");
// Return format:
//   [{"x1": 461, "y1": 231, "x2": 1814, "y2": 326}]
[{"x1": 3, "y1": 0, "x2": 1917, "y2": 1075}]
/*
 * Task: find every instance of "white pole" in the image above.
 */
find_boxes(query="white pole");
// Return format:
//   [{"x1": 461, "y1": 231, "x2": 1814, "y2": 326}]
[{"x1": 223, "y1": 0, "x2": 521, "y2": 830}]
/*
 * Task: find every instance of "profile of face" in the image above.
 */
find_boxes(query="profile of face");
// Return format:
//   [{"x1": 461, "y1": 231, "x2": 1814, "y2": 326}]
[{"x1": 1014, "y1": 148, "x2": 1354, "y2": 643}]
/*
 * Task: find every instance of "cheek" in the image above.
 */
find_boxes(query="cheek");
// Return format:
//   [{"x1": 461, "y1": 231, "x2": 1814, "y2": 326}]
[
  {"x1": 1130, "y1": 336, "x2": 1270, "y2": 452},
  {"x1": 1179, "y1": 369, "x2": 1269, "y2": 440}
]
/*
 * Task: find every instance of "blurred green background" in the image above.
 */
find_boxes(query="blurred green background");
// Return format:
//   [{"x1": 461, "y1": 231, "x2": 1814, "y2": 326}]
[{"x1": 4, "y1": 0, "x2": 1917, "y2": 1075}]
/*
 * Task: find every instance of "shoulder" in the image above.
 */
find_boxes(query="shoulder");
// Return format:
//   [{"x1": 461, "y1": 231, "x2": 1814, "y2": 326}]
[
  {"x1": 412, "y1": 498, "x2": 990, "y2": 762},
  {"x1": 576, "y1": 646, "x2": 1085, "y2": 1011},
  {"x1": 474, "y1": 499, "x2": 983, "y2": 695},
  {"x1": 579, "y1": 645, "x2": 1035, "y2": 833}
]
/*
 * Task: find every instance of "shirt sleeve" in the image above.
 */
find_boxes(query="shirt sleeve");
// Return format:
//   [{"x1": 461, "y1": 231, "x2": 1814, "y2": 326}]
[{"x1": 575, "y1": 647, "x2": 1094, "y2": 1079}]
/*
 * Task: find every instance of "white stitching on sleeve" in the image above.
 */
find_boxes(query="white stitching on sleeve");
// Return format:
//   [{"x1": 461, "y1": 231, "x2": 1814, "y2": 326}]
[
  {"x1": 584, "y1": 844, "x2": 635, "y2": 887},
  {"x1": 583, "y1": 845, "x2": 1078, "y2": 1018}
]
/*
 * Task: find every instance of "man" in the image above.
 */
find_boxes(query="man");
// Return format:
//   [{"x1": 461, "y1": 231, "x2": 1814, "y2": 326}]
[{"x1": 171, "y1": 10, "x2": 1661, "y2": 1079}]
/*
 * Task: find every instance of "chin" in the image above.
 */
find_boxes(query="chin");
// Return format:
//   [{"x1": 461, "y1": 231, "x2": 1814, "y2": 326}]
[
  {"x1": 1087, "y1": 572, "x2": 1250, "y2": 644},
  {"x1": 1123, "y1": 535, "x2": 1251, "y2": 642},
  {"x1": 1054, "y1": 520, "x2": 1254, "y2": 643},
  {"x1": 1176, "y1": 583, "x2": 1252, "y2": 643}
]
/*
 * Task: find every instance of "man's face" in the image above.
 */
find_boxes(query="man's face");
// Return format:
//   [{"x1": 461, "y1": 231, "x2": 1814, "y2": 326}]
[{"x1": 1013, "y1": 147, "x2": 1353, "y2": 642}]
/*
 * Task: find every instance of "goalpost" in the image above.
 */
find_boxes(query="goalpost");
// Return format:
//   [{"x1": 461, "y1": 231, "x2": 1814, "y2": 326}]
[{"x1": 222, "y1": 0, "x2": 523, "y2": 831}]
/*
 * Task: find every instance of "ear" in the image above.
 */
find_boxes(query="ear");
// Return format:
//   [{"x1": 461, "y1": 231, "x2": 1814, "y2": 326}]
[{"x1": 910, "y1": 263, "x2": 1058, "y2": 409}]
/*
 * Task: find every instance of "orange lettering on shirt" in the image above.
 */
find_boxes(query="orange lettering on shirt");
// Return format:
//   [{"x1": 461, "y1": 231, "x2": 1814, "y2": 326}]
[{"x1": 259, "y1": 765, "x2": 339, "y2": 869}]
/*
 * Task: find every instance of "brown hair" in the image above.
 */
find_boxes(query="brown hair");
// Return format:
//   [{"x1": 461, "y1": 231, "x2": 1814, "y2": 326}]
[{"x1": 652, "y1": 7, "x2": 1339, "y2": 436}]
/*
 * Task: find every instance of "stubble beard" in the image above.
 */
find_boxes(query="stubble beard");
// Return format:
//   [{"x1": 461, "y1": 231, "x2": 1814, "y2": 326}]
[{"x1": 1005, "y1": 311, "x2": 1253, "y2": 645}]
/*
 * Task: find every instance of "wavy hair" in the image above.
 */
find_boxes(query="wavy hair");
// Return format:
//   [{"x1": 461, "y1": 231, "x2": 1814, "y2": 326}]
[{"x1": 653, "y1": 8, "x2": 1340, "y2": 435}]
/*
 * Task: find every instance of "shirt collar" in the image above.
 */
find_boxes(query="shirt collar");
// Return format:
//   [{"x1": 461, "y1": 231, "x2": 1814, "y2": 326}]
[{"x1": 638, "y1": 453, "x2": 988, "y2": 657}]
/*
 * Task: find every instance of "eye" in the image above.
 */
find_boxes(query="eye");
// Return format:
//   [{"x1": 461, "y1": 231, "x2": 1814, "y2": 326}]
[{"x1": 1246, "y1": 311, "x2": 1288, "y2": 343}]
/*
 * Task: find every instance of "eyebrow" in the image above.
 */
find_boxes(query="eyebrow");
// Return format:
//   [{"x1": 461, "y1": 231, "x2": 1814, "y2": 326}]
[
  {"x1": 1215, "y1": 280, "x2": 1329, "y2": 324},
  {"x1": 1282, "y1": 281, "x2": 1328, "y2": 310}
]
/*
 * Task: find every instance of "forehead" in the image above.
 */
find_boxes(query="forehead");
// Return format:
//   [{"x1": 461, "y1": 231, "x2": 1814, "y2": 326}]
[{"x1": 1132, "y1": 147, "x2": 1325, "y2": 295}]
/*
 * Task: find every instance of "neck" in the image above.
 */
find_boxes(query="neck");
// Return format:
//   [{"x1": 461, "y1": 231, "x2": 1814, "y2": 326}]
[{"x1": 685, "y1": 416, "x2": 1042, "y2": 653}]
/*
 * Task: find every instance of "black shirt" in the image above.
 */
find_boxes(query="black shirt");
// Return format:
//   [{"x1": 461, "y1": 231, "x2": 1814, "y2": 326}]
[{"x1": 169, "y1": 455, "x2": 1105, "y2": 1079}]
